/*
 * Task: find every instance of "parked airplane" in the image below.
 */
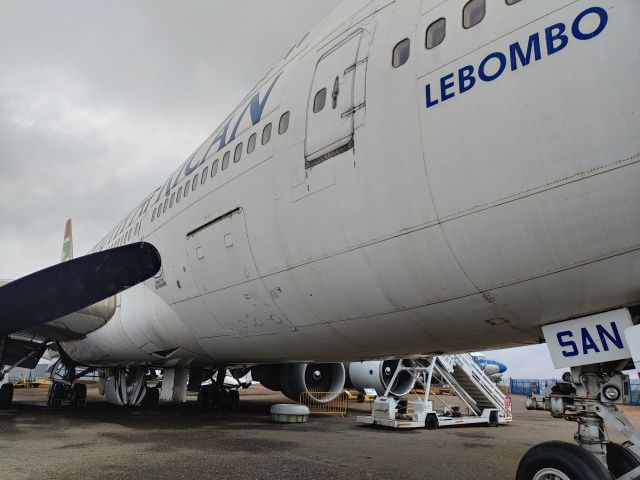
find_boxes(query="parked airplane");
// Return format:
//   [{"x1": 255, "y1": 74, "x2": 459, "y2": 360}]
[
  {"x1": 1, "y1": 0, "x2": 639, "y2": 478},
  {"x1": 471, "y1": 352, "x2": 507, "y2": 377}
]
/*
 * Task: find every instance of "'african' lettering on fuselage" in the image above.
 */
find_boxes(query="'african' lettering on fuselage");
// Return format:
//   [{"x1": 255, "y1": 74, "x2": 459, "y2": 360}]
[
  {"x1": 425, "y1": 7, "x2": 608, "y2": 109},
  {"x1": 154, "y1": 73, "x2": 282, "y2": 202}
]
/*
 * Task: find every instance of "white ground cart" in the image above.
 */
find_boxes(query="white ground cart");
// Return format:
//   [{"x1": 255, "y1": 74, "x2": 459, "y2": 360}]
[{"x1": 356, "y1": 357, "x2": 506, "y2": 430}]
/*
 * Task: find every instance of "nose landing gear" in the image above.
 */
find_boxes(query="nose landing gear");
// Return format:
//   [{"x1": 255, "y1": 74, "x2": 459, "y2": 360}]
[{"x1": 521, "y1": 363, "x2": 640, "y2": 479}]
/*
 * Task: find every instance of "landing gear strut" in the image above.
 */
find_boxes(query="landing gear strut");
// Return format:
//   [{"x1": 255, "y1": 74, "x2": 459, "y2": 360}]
[
  {"x1": 0, "y1": 336, "x2": 13, "y2": 410},
  {"x1": 196, "y1": 367, "x2": 240, "y2": 412},
  {"x1": 522, "y1": 362, "x2": 640, "y2": 479},
  {"x1": 47, "y1": 358, "x2": 92, "y2": 409}
]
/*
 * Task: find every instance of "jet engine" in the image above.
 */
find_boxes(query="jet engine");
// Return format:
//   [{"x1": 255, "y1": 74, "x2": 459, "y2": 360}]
[
  {"x1": 251, "y1": 363, "x2": 346, "y2": 403},
  {"x1": 345, "y1": 360, "x2": 416, "y2": 397}
]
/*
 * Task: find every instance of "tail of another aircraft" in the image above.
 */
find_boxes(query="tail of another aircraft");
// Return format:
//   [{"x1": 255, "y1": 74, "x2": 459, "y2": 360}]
[{"x1": 61, "y1": 219, "x2": 73, "y2": 262}]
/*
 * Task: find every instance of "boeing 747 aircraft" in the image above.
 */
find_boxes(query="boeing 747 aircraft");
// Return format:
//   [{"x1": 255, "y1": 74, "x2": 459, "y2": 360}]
[{"x1": 1, "y1": 1, "x2": 639, "y2": 478}]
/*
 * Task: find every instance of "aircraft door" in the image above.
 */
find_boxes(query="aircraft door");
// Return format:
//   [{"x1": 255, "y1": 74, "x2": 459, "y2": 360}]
[
  {"x1": 305, "y1": 31, "x2": 366, "y2": 168},
  {"x1": 185, "y1": 208, "x2": 295, "y2": 337}
]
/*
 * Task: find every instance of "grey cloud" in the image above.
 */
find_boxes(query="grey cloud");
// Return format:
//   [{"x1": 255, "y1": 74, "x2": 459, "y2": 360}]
[{"x1": 0, "y1": 0, "x2": 341, "y2": 278}]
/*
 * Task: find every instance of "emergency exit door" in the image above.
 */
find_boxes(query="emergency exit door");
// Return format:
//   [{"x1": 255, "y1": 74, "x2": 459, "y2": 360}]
[{"x1": 305, "y1": 32, "x2": 365, "y2": 167}]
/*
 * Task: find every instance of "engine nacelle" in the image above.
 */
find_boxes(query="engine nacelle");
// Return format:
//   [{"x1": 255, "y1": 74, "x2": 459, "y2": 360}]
[
  {"x1": 251, "y1": 363, "x2": 346, "y2": 403},
  {"x1": 345, "y1": 360, "x2": 416, "y2": 397}
]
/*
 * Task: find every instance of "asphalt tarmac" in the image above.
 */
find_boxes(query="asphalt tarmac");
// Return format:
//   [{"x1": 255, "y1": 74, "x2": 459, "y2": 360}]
[{"x1": 1, "y1": 385, "x2": 638, "y2": 480}]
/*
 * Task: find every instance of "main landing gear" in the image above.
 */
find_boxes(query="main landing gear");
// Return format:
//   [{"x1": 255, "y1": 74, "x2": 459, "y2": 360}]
[
  {"x1": 47, "y1": 358, "x2": 92, "y2": 409},
  {"x1": 519, "y1": 309, "x2": 640, "y2": 480},
  {"x1": 196, "y1": 367, "x2": 241, "y2": 412},
  {"x1": 0, "y1": 336, "x2": 13, "y2": 410},
  {"x1": 0, "y1": 373, "x2": 13, "y2": 410}
]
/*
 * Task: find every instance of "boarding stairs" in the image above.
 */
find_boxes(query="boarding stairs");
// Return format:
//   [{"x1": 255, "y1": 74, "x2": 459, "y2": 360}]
[{"x1": 431, "y1": 354, "x2": 512, "y2": 420}]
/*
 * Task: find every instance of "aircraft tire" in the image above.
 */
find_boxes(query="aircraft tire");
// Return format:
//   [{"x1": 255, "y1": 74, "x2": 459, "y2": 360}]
[
  {"x1": 196, "y1": 387, "x2": 209, "y2": 408},
  {"x1": 71, "y1": 383, "x2": 87, "y2": 407},
  {"x1": 516, "y1": 441, "x2": 614, "y2": 480},
  {"x1": 0, "y1": 384, "x2": 14, "y2": 410},
  {"x1": 606, "y1": 442, "x2": 640, "y2": 479},
  {"x1": 48, "y1": 383, "x2": 65, "y2": 409},
  {"x1": 141, "y1": 386, "x2": 159, "y2": 408},
  {"x1": 228, "y1": 389, "x2": 240, "y2": 410}
]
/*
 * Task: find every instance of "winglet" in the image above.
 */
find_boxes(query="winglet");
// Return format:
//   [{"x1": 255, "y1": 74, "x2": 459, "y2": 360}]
[{"x1": 61, "y1": 219, "x2": 73, "y2": 262}]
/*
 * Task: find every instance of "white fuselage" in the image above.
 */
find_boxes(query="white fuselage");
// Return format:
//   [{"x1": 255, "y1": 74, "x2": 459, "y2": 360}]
[{"x1": 65, "y1": 0, "x2": 640, "y2": 367}]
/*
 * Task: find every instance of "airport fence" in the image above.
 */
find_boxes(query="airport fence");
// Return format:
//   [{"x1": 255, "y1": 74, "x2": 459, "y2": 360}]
[
  {"x1": 299, "y1": 391, "x2": 349, "y2": 416},
  {"x1": 511, "y1": 379, "x2": 640, "y2": 406},
  {"x1": 630, "y1": 381, "x2": 640, "y2": 406},
  {"x1": 509, "y1": 378, "x2": 560, "y2": 396}
]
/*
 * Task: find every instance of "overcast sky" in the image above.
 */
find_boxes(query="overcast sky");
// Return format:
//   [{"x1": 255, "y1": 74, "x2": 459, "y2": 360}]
[{"x1": 0, "y1": 0, "x2": 581, "y2": 380}]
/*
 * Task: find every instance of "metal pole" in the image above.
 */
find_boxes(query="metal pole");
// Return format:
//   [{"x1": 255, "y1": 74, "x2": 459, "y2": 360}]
[
  {"x1": 424, "y1": 356, "x2": 436, "y2": 404},
  {"x1": 0, "y1": 336, "x2": 7, "y2": 383}
]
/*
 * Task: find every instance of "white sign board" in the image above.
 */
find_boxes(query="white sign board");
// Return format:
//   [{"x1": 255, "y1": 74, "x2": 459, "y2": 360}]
[
  {"x1": 542, "y1": 309, "x2": 633, "y2": 369},
  {"x1": 364, "y1": 388, "x2": 378, "y2": 398}
]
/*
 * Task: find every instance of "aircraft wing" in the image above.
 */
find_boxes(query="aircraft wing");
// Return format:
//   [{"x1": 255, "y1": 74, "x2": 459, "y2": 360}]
[{"x1": 0, "y1": 242, "x2": 161, "y2": 338}]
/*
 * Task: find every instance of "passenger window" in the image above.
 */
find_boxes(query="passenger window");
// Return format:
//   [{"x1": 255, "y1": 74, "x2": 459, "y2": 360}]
[
  {"x1": 262, "y1": 123, "x2": 272, "y2": 145},
  {"x1": 169, "y1": 192, "x2": 175, "y2": 208},
  {"x1": 211, "y1": 159, "x2": 219, "y2": 177},
  {"x1": 192, "y1": 174, "x2": 199, "y2": 191},
  {"x1": 152, "y1": 208, "x2": 157, "y2": 222},
  {"x1": 279, "y1": 111, "x2": 290, "y2": 134},
  {"x1": 222, "y1": 151, "x2": 230, "y2": 170},
  {"x1": 202, "y1": 166, "x2": 209, "y2": 183},
  {"x1": 177, "y1": 186, "x2": 183, "y2": 203},
  {"x1": 184, "y1": 180, "x2": 190, "y2": 197},
  {"x1": 506, "y1": 0, "x2": 521, "y2": 4},
  {"x1": 426, "y1": 18, "x2": 446, "y2": 49},
  {"x1": 163, "y1": 198, "x2": 168, "y2": 213},
  {"x1": 392, "y1": 38, "x2": 410, "y2": 68},
  {"x1": 463, "y1": 0, "x2": 485, "y2": 29},
  {"x1": 247, "y1": 133, "x2": 257, "y2": 154},
  {"x1": 314, "y1": 89, "x2": 327, "y2": 113},
  {"x1": 234, "y1": 142, "x2": 243, "y2": 163}
]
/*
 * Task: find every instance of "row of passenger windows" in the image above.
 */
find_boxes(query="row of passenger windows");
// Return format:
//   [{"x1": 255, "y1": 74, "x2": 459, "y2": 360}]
[
  {"x1": 392, "y1": 0, "x2": 523, "y2": 68},
  {"x1": 108, "y1": 220, "x2": 141, "y2": 249},
  {"x1": 150, "y1": 111, "x2": 291, "y2": 223}
]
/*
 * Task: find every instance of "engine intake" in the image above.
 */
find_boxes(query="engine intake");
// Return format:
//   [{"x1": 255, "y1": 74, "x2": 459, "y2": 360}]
[
  {"x1": 252, "y1": 363, "x2": 346, "y2": 403},
  {"x1": 345, "y1": 360, "x2": 416, "y2": 397}
]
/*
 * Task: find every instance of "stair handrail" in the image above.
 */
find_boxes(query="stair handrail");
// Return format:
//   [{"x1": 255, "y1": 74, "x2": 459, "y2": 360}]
[
  {"x1": 453, "y1": 353, "x2": 512, "y2": 418},
  {"x1": 433, "y1": 357, "x2": 481, "y2": 415}
]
